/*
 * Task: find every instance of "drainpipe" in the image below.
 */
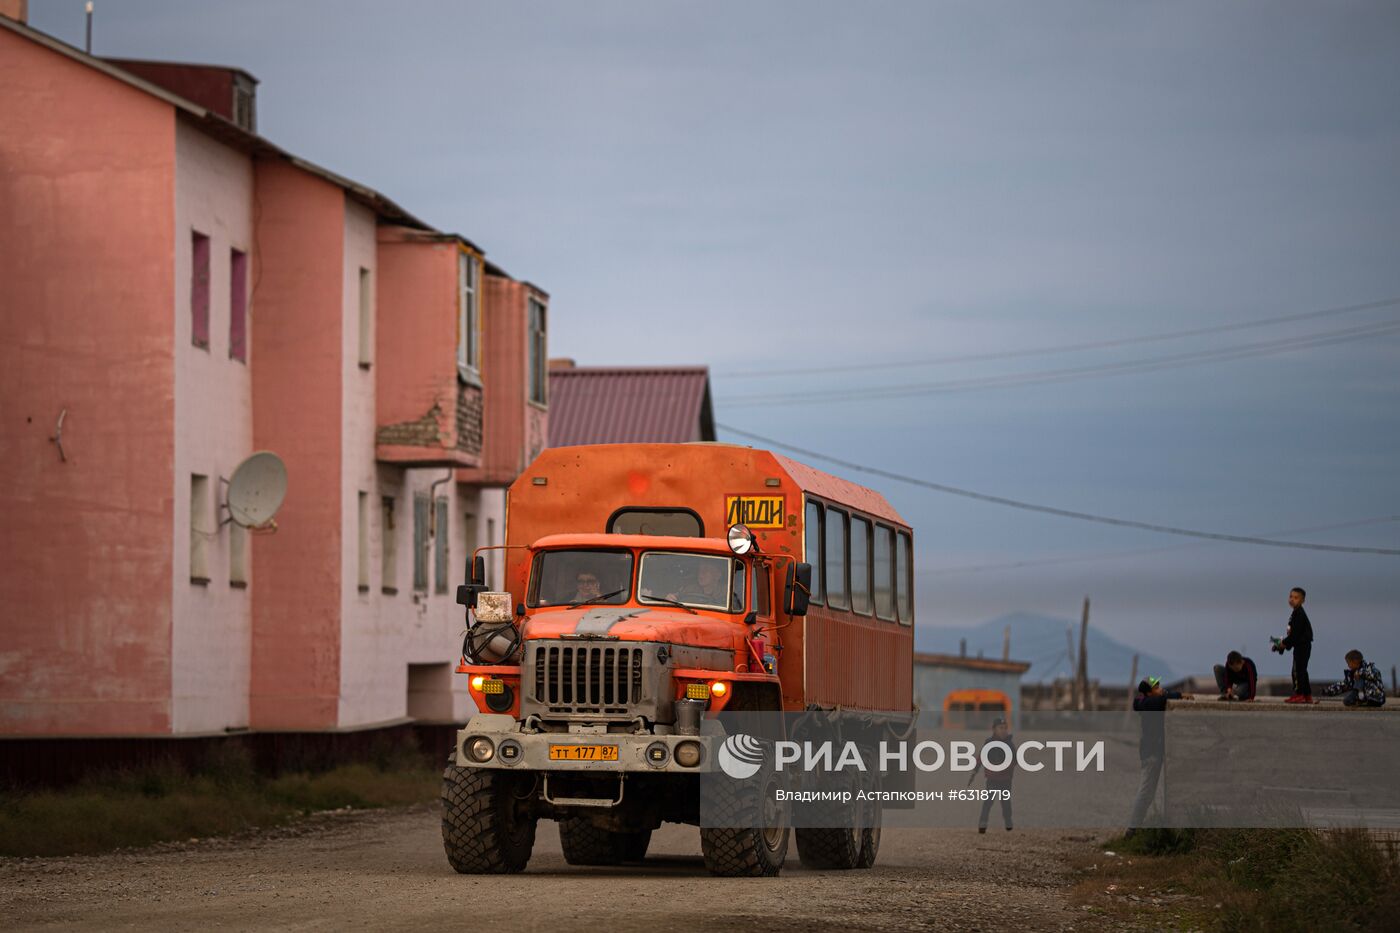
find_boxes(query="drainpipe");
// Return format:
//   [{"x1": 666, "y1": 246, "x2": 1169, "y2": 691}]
[{"x1": 428, "y1": 466, "x2": 453, "y2": 538}]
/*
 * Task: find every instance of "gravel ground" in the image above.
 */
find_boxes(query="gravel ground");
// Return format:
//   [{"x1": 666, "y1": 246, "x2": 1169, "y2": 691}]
[{"x1": 1, "y1": 806, "x2": 1123, "y2": 932}]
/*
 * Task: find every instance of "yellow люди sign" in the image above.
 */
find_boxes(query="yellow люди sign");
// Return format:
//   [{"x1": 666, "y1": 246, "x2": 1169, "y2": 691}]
[{"x1": 725, "y1": 495, "x2": 785, "y2": 529}]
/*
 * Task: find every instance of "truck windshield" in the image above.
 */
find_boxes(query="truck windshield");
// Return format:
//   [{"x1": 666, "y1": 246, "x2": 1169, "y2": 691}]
[
  {"x1": 638, "y1": 552, "x2": 745, "y2": 613},
  {"x1": 529, "y1": 550, "x2": 633, "y2": 608}
]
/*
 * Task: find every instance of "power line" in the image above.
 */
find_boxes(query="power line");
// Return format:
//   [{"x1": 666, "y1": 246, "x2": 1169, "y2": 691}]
[
  {"x1": 717, "y1": 296, "x2": 1400, "y2": 380},
  {"x1": 920, "y1": 515, "x2": 1400, "y2": 575},
  {"x1": 721, "y1": 317, "x2": 1400, "y2": 407},
  {"x1": 714, "y1": 423, "x2": 1400, "y2": 556}
]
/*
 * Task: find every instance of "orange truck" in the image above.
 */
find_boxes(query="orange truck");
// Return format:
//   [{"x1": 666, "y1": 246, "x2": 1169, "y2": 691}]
[{"x1": 441, "y1": 443, "x2": 914, "y2": 876}]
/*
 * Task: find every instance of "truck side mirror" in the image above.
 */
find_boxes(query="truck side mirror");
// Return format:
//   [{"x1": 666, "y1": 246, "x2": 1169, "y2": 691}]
[
  {"x1": 455, "y1": 555, "x2": 488, "y2": 609},
  {"x1": 785, "y1": 562, "x2": 812, "y2": 617}
]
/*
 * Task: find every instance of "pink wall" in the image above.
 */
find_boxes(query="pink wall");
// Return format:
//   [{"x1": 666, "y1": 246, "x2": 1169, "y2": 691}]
[
  {"x1": 373, "y1": 228, "x2": 464, "y2": 461},
  {"x1": 457, "y1": 275, "x2": 548, "y2": 486},
  {"x1": 249, "y1": 160, "x2": 345, "y2": 730},
  {"x1": 0, "y1": 27, "x2": 176, "y2": 735}
]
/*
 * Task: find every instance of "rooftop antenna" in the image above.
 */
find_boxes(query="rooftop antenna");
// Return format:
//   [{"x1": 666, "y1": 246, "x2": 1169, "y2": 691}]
[
  {"x1": 85, "y1": 2, "x2": 93, "y2": 54},
  {"x1": 224, "y1": 451, "x2": 288, "y2": 531}
]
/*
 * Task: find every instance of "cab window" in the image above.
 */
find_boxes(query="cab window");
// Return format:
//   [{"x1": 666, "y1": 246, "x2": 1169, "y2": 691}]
[
  {"x1": 528, "y1": 549, "x2": 632, "y2": 607},
  {"x1": 638, "y1": 551, "x2": 738, "y2": 612}
]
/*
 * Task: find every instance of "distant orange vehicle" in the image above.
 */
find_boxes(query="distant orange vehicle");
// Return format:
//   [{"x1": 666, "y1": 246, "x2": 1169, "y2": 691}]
[{"x1": 441, "y1": 443, "x2": 914, "y2": 877}]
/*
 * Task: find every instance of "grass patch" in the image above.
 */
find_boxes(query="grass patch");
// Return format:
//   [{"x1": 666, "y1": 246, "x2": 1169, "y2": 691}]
[
  {"x1": 0, "y1": 742, "x2": 439, "y2": 858},
  {"x1": 1073, "y1": 827, "x2": 1400, "y2": 932}
]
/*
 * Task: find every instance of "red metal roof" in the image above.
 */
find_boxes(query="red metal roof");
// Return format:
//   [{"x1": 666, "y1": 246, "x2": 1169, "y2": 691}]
[{"x1": 547, "y1": 366, "x2": 716, "y2": 447}]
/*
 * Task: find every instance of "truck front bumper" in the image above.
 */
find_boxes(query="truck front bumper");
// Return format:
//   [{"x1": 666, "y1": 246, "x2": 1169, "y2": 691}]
[{"x1": 453, "y1": 714, "x2": 720, "y2": 774}]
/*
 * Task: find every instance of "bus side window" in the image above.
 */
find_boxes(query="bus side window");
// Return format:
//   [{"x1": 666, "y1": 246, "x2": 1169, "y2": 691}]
[
  {"x1": 874, "y1": 523, "x2": 895, "y2": 621},
  {"x1": 851, "y1": 516, "x2": 872, "y2": 615},
  {"x1": 896, "y1": 530, "x2": 913, "y2": 626},
  {"x1": 825, "y1": 508, "x2": 849, "y2": 610},
  {"x1": 804, "y1": 499, "x2": 825, "y2": 605}
]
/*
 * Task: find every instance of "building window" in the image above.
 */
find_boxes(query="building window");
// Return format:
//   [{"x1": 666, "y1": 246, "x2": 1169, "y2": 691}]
[
  {"x1": 230, "y1": 248, "x2": 248, "y2": 363},
  {"x1": 434, "y1": 497, "x2": 450, "y2": 595},
  {"x1": 874, "y1": 524, "x2": 895, "y2": 621},
  {"x1": 896, "y1": 530, "x2": 913, "y2": 626},
  {"x1": 357, "y1": 491, "x2": 370, "y2": 593},
  {"x1": 528, "y1": 296, "x2": 547, "y2": 405},
  {"x1": 457, "y1": 252, "x2": 479, "y2": 380},
  {"x1": 825, "y1": 508, "x2": 849, "y2": 611},
  {"x1": 190, "y1": 474, "x2": 211, "y2": 583},
  {"x1": 191, "y1": 231, "x2": 210, "y2": 350},
  {"x1": 358, "y1": 267, "x2": 372, "y2": 369},
  {"x1": 229, "y1": 521, "x2": 247, "y2": 587},
  {"x1": 413, "y1": 494, "x2": 429, "y2": 592},
  {"x1": 851, "y1": 516, "x2": 872, "y2": 615},
  {"x1": 804, "y1": 500, "x2": 824, "y2": 605},
  {"x1": 382, "y1": 496, "x2": 398, "y2": 594}
]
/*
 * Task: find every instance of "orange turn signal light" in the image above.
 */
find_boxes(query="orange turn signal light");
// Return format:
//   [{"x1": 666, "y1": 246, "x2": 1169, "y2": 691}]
[{"x1": 710, "y1": 681, "x2": 728, "y2": 698}]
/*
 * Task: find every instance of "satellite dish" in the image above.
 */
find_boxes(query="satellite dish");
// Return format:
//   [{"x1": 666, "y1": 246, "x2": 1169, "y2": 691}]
[{"x1": 226, "y1": 451, "x2": 288, "y2": 527}]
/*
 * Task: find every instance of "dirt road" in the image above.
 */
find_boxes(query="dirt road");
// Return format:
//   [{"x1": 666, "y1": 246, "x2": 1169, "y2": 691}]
[{"x1": 1, "y1": 806, "x2": 1117, "y2": 932}]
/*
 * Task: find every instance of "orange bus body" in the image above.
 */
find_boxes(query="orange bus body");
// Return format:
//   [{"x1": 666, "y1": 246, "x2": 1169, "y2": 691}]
[{"x1": 502, "y1": 443, "x2": 915, "y2": 713}]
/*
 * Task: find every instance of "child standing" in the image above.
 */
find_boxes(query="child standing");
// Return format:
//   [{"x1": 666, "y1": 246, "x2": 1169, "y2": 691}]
[
  {"x1": 968, "y1": 718, "x2": 1015, "y2": 833},
  {"x1": 1274, "y1": 586, "x2": 1315, "y2": 704}
]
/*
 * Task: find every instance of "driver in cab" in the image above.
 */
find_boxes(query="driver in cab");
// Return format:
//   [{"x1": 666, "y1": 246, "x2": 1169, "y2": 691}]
[{"x1": 668, "y1": 561, "x2": 726, "y2": 606}]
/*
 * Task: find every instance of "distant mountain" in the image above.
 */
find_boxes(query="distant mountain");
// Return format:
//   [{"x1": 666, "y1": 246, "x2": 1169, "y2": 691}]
[{"x1": 916, "y1": 611, "x2": 1178, "y2": 684}]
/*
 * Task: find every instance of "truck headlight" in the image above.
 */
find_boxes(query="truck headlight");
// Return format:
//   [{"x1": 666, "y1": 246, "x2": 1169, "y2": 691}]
[
  {"x1": 466, "y1": 736, "x2": 495, "y2": 763},
  {"x1": 675, "y1": 740, "x2": 703, "y2": 768}
]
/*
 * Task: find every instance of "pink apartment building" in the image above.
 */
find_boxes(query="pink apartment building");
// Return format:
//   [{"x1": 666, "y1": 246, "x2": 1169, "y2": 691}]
[{"x1": 0, "y1": 9, "x2": 548, "y2": 740}]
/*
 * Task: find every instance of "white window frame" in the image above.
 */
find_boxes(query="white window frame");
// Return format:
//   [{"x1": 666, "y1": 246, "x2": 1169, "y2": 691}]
[
  {"x1": 457, "y1": 251, "x2": 479, "y2": 382},
  {"x1": 528, "y1": 295, "x2": 547, "y2": 406}
]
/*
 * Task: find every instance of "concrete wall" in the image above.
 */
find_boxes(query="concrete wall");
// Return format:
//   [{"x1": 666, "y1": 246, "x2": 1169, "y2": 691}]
[
  {"x1": 170, "y1": 119, "x2": 254, "y2": 734},
  {"x1": 0, "y1": 28, "x2": 176, "y2": 735},
  {"x1": 249, "y1": 160, "x2": 345, "y2": 730}
]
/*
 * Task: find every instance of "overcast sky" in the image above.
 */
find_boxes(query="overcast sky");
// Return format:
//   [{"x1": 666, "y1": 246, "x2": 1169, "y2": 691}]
[{"x1": 33, "y1": 0, "x2": 1400, "y2": 679}]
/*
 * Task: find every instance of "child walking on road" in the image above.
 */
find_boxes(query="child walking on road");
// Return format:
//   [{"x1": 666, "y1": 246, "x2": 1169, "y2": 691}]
[{"x1": 968, "y1": 718, "x2": 1015, "y2": 833}]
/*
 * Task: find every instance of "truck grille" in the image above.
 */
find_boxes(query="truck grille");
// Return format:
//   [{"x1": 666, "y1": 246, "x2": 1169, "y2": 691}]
[{"x1": 532, "y1": 644, "x2": 645, "y2": 715}]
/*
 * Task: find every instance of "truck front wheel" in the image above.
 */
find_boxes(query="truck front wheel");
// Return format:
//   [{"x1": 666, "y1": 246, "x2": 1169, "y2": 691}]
[
  {"x1": 699, "y1": 773, "x2": 788, "y2": 877},
  {"x1": 441, "y1": 765, "x2": 537, "y2": 874}
]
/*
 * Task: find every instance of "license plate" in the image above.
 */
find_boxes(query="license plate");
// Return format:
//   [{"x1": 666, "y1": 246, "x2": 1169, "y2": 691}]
[{"x1": 548, "y1": 744, "x2": 618, "y2": 761}]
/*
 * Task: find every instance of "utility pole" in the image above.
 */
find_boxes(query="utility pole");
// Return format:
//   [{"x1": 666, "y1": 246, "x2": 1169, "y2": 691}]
[
  {"x1": 1002, "y1": 624, "x2": 1010, "y2": 662},
  {"x1": 1392, "y1": 665, "x2": 1397, "y2": 698},
  {"x1": 1076, "y1": 597, "x2": 1091, "y2": 711},
  {"x1": 1124, "y1": 653, "x2": 1139, "y2": 729},
  {"x1": 1065, "y1": 626, "x2": 1077, "y2": 709}
]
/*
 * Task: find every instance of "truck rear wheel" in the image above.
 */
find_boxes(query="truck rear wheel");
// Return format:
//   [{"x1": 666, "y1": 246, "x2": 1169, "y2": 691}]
[
  {"x1": 558, "y1": 817, "x2": 652, "y2": 865},
  {"x1": 795, "y1": 826, "x2": 861, "y2": 869},
  {"x1": 441, "y1": 765, "x2": 537, "y2": 874},
  {"x1": 699, "y1": 773, "x2": 788, "y2": 877}
]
